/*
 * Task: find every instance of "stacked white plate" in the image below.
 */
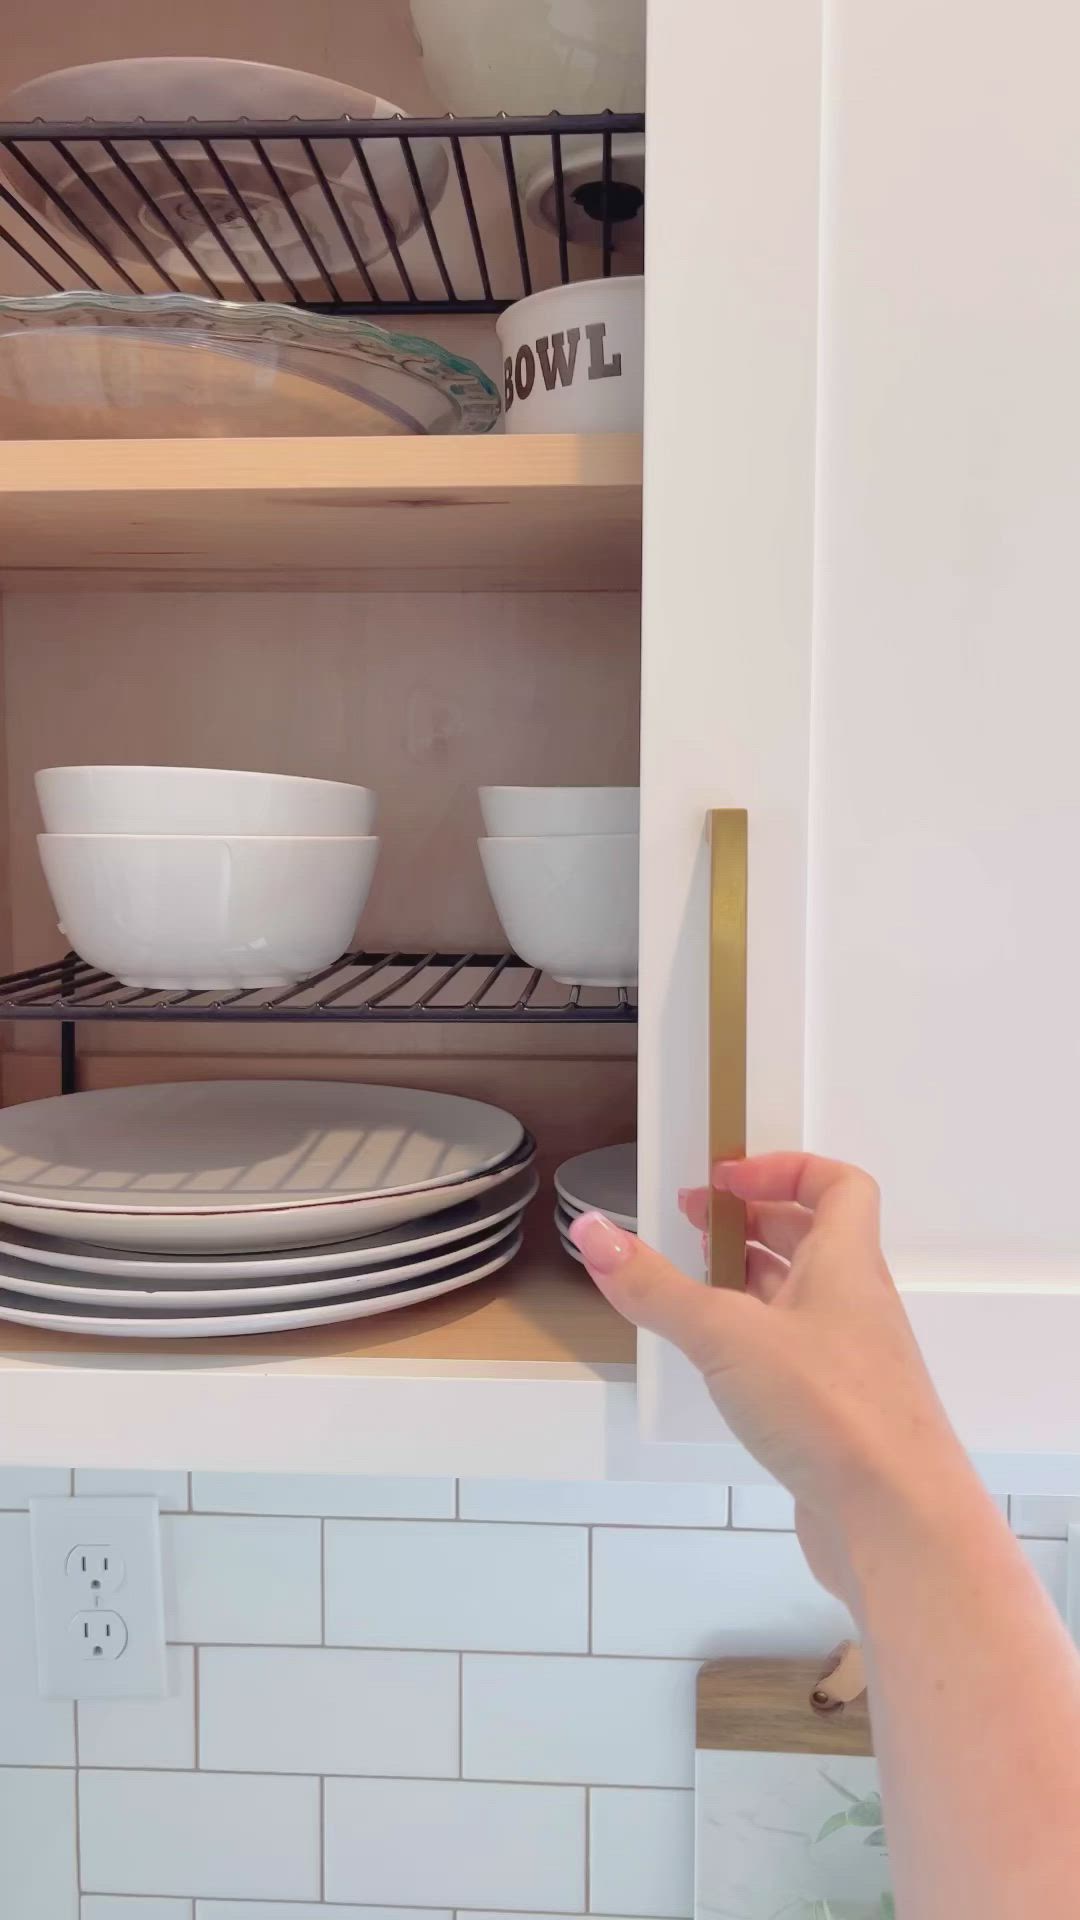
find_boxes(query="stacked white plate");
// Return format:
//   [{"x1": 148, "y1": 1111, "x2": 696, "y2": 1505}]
[
  {"x1": 554, "y1": 1142, "x2": 637, "y2": 1265},
  {"x1": 0, "y1": 1082, "x2": 536, "y2": 1339}
]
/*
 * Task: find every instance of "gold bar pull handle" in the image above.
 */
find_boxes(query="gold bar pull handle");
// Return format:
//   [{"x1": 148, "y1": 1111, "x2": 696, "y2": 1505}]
[{"x1": 707, "y1": 809, "x2": 748, "y2": 1288}]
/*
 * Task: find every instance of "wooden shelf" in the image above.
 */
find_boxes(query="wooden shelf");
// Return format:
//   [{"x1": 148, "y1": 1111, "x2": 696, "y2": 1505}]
[
  {"x1": 0, "y1": 1219, "x2": 639, "y2": 1482},
  {"x1": 0, "y1": 434, "x2": 643, "y2": 592}
]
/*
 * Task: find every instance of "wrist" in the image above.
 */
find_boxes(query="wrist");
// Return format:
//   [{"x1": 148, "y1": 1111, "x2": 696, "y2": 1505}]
[{"x1": 836, "y1": 1446, "x2": 1004, "y2": 1627}]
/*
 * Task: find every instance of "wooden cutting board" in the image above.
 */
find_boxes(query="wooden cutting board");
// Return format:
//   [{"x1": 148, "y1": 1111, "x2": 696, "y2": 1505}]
[{"x1": 695, "y1": 1659, "x2": 892, "y2": 1920}]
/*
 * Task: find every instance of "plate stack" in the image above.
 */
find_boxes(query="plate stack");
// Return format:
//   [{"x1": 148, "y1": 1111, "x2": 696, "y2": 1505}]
[
  {"x1": 0, "y1": 1082, "x2": 536, "y2": 1340},
  {"x1": 555, "y1": 1143, "x2": 637, "y2": 1262}
]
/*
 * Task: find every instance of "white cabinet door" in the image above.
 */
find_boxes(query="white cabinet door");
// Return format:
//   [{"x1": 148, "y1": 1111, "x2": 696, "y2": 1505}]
[
  {"x1": 640, "y1": 0, "x2": 1080, "y2": 1450},
  {"x1": 637, "y1": 0, "x2": 824, "y2": 1441}
]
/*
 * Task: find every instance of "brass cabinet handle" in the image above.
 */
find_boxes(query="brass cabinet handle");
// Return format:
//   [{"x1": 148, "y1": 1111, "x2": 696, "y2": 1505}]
[{"x1": 707, "y1": 809, "x2": 748, "y2": 1288}]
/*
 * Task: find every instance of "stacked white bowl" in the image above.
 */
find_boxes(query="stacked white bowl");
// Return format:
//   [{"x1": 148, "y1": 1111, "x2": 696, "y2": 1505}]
[
  {"x1": 478, "y1": 786, "x2": 639, "y2": 987},
  {"x1": 35, "y1": 765, "x2": 380, "y2": 990}
]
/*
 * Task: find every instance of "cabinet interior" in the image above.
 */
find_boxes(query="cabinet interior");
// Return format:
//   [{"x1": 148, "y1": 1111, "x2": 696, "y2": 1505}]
[{"x1": 0, "y1": 1, "x2": 646, "y2": 1372}]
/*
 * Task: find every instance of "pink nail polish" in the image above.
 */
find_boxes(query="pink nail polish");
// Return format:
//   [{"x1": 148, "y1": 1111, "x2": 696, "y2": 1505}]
[
  {"x1": 677, "y1": 1187, "x2": 691, "y2": 1212},
  {"x1": 567, "y1": 1210, "x2": 635, "y2": 1275}
]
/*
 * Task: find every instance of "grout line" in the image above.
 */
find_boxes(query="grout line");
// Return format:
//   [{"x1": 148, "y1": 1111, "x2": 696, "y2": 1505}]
[
  {"x1": 587, "y1": 1526, "x2": 594, "y2": 1652},
  {"x1": 163, "y1": 1643, "x2": 706, "y2": 1662},
  {"x1": 320, "y1": 1517, "x2": 327, "y2": 1646},
  {"x1": 163, "y1": 1510, "x2": 736, "y2": 1529},
  {"x1": 72, "y1": 1716, "x2": 83, "y2": 1898},
  {"x1": 584, "y1": 1782, "x2": 592, "y2": 1913},
  {"x1": 458, "y1": 1651, "x2": 465, "y2": 1777},
  {"x1": 318, "y1": 1772, "x2": 325, "y2": 1901},
  {"x1": 185, "y1": 1472, "x2": 192, "y2": 1513},
  {"x1": 454, "y1": 1478, "x2": 461, "y2": 1519},
  {"x1": 43, "y1": 1759, "x2": 694, "y2": 1788},
  {"x1": 193, "y1": 1645, "x2": 201, "y2": 1769}
]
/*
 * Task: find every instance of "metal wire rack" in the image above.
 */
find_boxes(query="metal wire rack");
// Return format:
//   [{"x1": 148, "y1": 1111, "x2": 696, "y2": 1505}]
[
  {"x1": 0, "y1": 951, "x2": 638, "y2": 1094},
  {"x1": 0, "y1": 112, "x2": 645, "y2": 315}
]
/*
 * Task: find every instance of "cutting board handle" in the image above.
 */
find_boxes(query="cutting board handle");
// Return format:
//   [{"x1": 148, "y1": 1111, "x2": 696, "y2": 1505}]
[{"x1": 811, "y1": 1640, "x2": 867, "y2": 1714}]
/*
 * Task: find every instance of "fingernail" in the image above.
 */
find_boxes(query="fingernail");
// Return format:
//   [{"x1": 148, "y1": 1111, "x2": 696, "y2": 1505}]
[
  {"x1": 677, "y1": 1187, "x2": 691, "y2": 1213},
  {"x1": 712, "y1": 1160, "x2": 740, "y2": 1191},
  {"x1": 568, "y1": 1210, "x2": 635, "y2": 1274}
]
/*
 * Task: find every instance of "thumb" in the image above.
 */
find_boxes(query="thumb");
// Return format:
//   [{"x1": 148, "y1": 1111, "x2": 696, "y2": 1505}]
[{"x1": 567, "y1": 1210, "x2": 758, "y2": 1374}]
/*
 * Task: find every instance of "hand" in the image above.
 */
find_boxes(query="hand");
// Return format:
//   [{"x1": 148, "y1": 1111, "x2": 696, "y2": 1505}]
[{"x1": 567, "y1": 1153, "x2": 971, "y2": 1604}]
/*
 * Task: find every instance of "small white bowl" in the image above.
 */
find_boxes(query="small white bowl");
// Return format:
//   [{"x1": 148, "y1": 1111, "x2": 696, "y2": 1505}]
[
  {"x1": 479, "y1": 786, "x2": 639, "y2": 838},
  {"x1": 479, "y1": 833, "x2": 638, "y2": 987},
  {"x1": 496, "y1": 276, "x2": 644, "y2": 434},
  {"x1": 38, "y1": 833, "x2": 379, "y2": 989},
  {"x1": 36, "y1": 765, "x2": 377, "y2": 836}
]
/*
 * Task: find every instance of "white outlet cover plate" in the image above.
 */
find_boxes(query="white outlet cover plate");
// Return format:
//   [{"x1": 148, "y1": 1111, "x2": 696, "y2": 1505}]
[{"x1": 29, "y1": 1495, "x2": 167, "y2": 1698}]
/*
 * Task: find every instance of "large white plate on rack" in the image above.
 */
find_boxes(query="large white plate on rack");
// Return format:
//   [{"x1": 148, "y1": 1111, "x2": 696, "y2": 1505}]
[
  {"x1": 0, "y1": 1082, "x2": 526, "y2": 1252},
  {"x1": 0, "y1": 1229, "x2": 523, "y2": 1340},
  {"x1": 554, "y1": 1142, "x2": 636, "y2": 1230},
  {"x1": 0, "y1": 58, "x2": 449, "y2": 287},
  {"x1": 0, "y1": 294, "x2": 500, "y2": 439},
  {"x1": 0, "y1": 1211, "x2": 527, "y2": 1310},
  {"x1": 0, "y1": 1165, "x2": 538, "y2": 1281}
]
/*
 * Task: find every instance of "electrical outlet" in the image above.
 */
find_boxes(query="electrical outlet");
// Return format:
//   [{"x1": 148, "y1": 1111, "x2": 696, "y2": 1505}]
[
  {"x1": 66, "y1": 1544, "x2": 124, "y2": 1598},
  {"x1": 70, "y1": 1609, "x2": 128, "y2": 1660},
  {"x1": 30, "y1": 1496, "x2": 167, "y2": 1699}
]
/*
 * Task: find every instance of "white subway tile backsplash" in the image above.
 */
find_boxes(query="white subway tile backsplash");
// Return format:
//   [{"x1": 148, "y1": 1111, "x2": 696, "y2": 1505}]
[
  {"x1": 80, "y1": 1771, "x2": 319, "y2": 1901},
  {"x1": 0, "y1": 1767, "x2": 78, "y2": 1919},
  {"x1": 460, "y1": 1480, "x2": 730, "y2": 1527},
  {"x1": 196, "y1": 1909, "x2": 448, "y2": 1920},
  {"x1": 78, "y1": 1645, "x2": 195, "y2": 1769},
  {"x1": 200, "y1": 1646, "x2": 458, "y2": 1775},
  {"x1": 592, "y1": 1527, "x2": 851, "y2": 1657},
  {"x1": 0, "y1": 1466, "x2": 70, "y2": 1505},
  {"x1": 731, "y1": 1483, "x2": 1010, "y2": 1530},
  {"x1": 730, "y1": 1484, "x2": 797, "y2": 1529},
  {"x1": 83, "y1": 1902, "x2": 191, "y2": 1919},
  {"x1": 325, "y1": 1778, "x2": 585, "y2": 1910},
  {"x1": 0, "y1": 1514, "x2": 75, "y2": 1763},
  {"x1": 75, "y1": 1470, "x2": 189, "y2": 1511},
  {"x1": 589, "y1": 1789, "x2": 694, "y2": 1918},
  {"x1": 1022, "y1": 1536, "x2": 1068, "y2": 1614},
  {"x1": 464, "y1": 1655, "x2": 696, "y2": 1786},
  {"x1": 163, "y1": 1517, "x2": 321, "y2": 1644},
  {"x1": 1011, "y1": 1495, "x2": 1080, "y2": 1538},
  {"x1": 325, "y1": 1520, "x2": 588, "y2": 1651},
  {"x1": 192, "y1": 1472, "x2": 455, "y2": 1518}
]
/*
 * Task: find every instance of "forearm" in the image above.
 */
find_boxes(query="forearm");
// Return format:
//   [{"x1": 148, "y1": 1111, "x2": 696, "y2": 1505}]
[{"x1": 846, "y1": 1457, "x2": 1080, "y2": 1919}]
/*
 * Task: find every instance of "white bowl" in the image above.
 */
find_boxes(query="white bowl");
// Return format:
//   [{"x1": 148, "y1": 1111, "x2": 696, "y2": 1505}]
[
  {"x1": 479, "y1": 786, "x2": 639, "y2": 837},
  {"x1": 496, "y1": 277, "x2": 644, "y2": 434},
  {"x1": 479, "y1": 833, "x2": 638, "y2": 987},
  {"x1": 38, "y1": 834, "x2": 380, "y2": 989},
  {"x1": 36, "y1": 766, "x2": 376, "y2": 837},
  {"x1": 410, "y1": 1, "x2": 645, "y2": 252}
]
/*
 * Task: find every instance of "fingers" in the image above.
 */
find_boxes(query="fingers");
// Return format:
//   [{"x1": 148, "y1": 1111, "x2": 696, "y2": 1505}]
[
  {"x1": 567, "y1": 1210, "x2": 757, "y2": 1373},
  {"x1": 715, "y1": 1153, "x2": 880, "y2": 1240},
  {"x1": 746, "y1": 1244, "x2": 787, "y2": 1304},
  {"x1": 679, "y1": 1188, "x2": 811, "y2": 1261}
]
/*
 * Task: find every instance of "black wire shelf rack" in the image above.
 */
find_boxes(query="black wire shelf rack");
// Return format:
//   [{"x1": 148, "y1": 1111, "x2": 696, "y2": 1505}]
[
  {"x1": 0, "y1": 949, "x2": 638, "y2": 1095},
  {"x1": 0, "y1": 111, "x2": 646, "y2": 316}
]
